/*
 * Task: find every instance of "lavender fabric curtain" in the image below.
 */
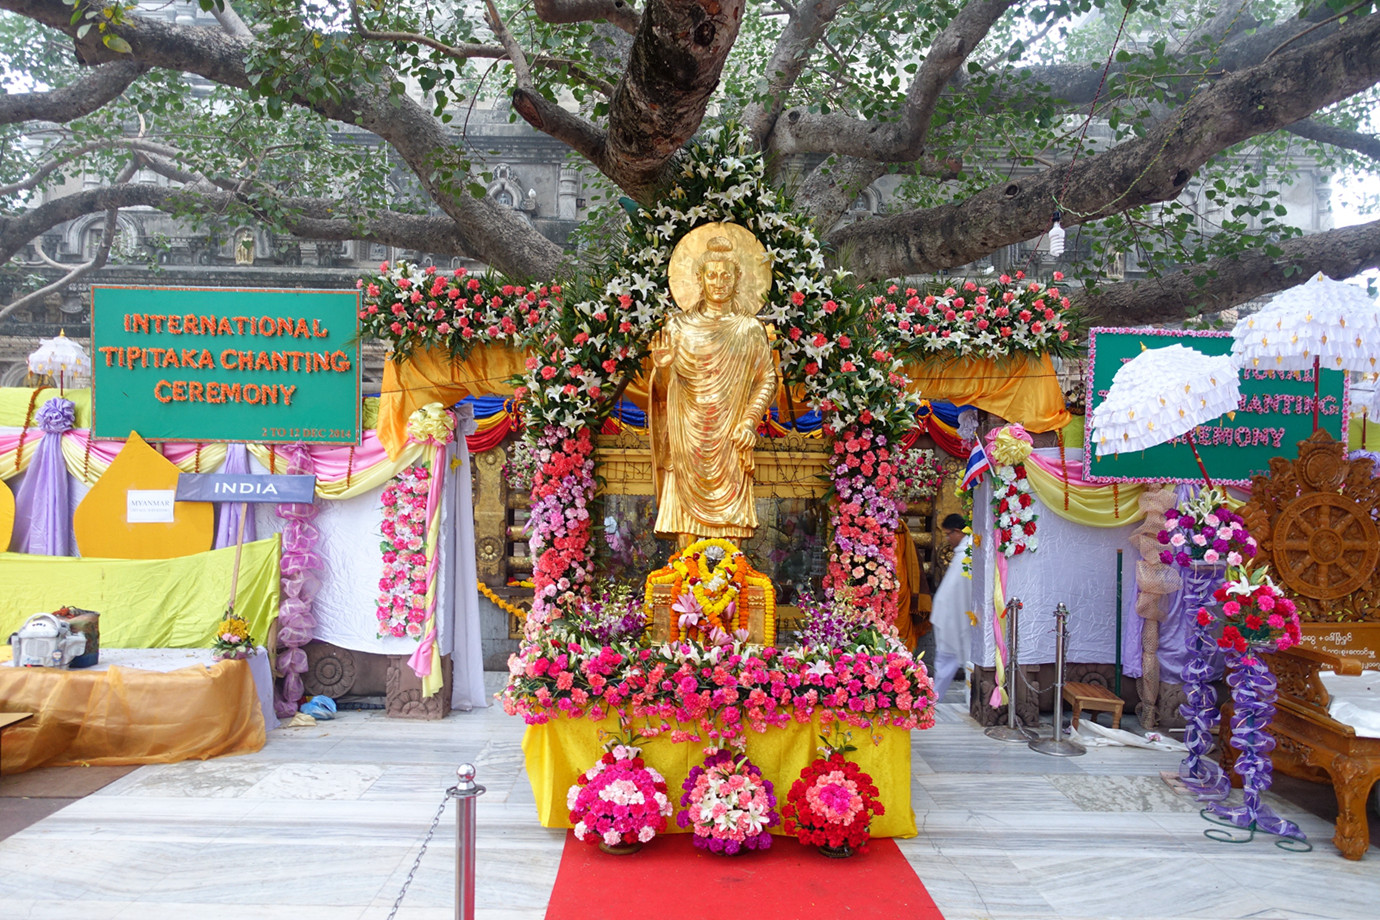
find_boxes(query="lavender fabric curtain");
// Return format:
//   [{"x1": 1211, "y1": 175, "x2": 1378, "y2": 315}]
[
  {"x1": 275, "y1": 444, "x2": 322, "y2": 717},
  {"x1": 1122, "y1": 577, "x2": 1145, "y2": 679},
  {"x1": 1156, "y1": 484, "x2": 1228, "y2": 683},
  {"x1": 12, "y1": 399, "x2": 76, "y2": 556},
  {"x1": 213, "y1": 443, "x2": 258, "y2": 549}
]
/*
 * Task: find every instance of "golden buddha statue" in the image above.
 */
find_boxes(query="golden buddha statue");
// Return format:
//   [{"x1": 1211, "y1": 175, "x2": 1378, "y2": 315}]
[{"x1": 649, "y1": 224, "x2": 778, "y2": 548}]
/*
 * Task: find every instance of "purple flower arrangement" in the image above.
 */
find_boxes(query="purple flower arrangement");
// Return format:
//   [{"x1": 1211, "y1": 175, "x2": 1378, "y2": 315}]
[
  {"x1": 1157, "y1": 488, "x2": 1257, "y2": 567},
  {"x1": 562, "y1": 583, "x2": 646, "y2": 645},
  {"x1": 676, "y1": 749, "x2": 778, "y2": 854}
]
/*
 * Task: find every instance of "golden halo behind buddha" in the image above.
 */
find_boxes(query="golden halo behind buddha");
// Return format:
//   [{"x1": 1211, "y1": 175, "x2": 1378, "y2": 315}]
[{"x1": 667, "y1": 222, "x2": 773, "y2": 316}]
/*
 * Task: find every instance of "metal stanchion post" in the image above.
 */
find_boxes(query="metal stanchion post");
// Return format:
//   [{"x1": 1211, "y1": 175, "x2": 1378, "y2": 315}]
[
  {"x1": 1030, "y1": 603, "x2": 1085, "y2": 756},
  {"x1": 986, "y1": 597, "x2": 1037, "y2": 742},
  {"x1": 452, "y1": 763, "x2": 486, "y2": 920}
]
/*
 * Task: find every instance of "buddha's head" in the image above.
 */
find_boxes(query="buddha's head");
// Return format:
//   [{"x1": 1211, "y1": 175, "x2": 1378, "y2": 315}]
[{"x1": 695, "y1": 237, "x2": 741, "y2": 309}]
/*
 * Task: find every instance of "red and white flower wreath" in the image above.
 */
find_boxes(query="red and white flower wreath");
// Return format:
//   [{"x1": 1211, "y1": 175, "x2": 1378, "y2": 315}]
[{"x1": 991, "y1": 462, "x2": 1038, "y2": 556}]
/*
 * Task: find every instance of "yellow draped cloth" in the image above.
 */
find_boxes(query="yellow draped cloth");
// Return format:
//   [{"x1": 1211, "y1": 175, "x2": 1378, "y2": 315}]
[
  {"x1": 0, "y1": 648, "x2": 266, "y2": 773},
  {"x1": 0, "y1": 536, "x2": 280, "y2": 647},
  {"x1": 904, "y1": 353, "x2": 1071, "y2": 433},
  {"x1": 522, "y1": 713, "x2": 917, "y2": 837},
  {"x1": 378, "y1": 345, "x2": 527, "y2": 457},
  {"x1": 1024, "y1": 462, "x2": 1147, "y2": 528},
  {"x1": 376, "y1": 345, "x2": 1074, "y2": 458}
]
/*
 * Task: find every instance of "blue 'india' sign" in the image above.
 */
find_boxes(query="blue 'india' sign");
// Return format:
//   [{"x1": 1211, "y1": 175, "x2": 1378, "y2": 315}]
[{"x1": 176, "y1": 473, "x2": 317, "y2": 504}]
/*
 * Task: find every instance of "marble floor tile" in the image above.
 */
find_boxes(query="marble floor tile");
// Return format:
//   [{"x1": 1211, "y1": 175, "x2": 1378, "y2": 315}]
[
  {"x1": 3, "y1": 670, "x2": 1377, "y2": 920},
  {"x1": 1047, "y1": 773, "x2": 1205, "y2": 812},
  {"x1": 240, "y1": 761, "x2": 387, "y2": 800},
  {"x1": 105, "y1": 759, "x2": 280, "y2": 798}
]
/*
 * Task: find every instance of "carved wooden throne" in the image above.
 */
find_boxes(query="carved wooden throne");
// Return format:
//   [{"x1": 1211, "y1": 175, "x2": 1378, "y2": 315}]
[{"x1": 1232, "y1": 431, "x2": 1380, "y2": 858}]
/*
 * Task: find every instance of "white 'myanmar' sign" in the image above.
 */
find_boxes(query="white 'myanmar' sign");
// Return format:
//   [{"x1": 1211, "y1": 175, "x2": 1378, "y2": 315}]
[{"x1": 126, "y1": 489, "x2": 176, "y2": 523}]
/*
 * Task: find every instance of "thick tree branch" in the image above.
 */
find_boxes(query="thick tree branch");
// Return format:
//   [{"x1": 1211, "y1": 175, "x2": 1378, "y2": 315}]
[
  {"x1": 0, "y1": 60, "x2": 144, "y2": 126},
  {"x1": 825, "y1": 12, "x2": 1380, "y2": 280},
  {"x1": 533, "y1": 0, "x2": 641, "y2": 35},
  {"x1": 1, "y1": 0, "x2": 564, "y2": 279},
  {"x1": 600, "y1": 0, "x2": 747, "y2": 202},
  {"x1": 742, "y1": 0, "x2": 849, "y2": 151},
  {"x1": 898, "y1": 0, "x2": 1016, "y2": 158},
  {"x1": 1285, "y1": 118, "x2": 1380, "y2": 164},
  {"x1": 795, "y1": 157, "x2": 888, "y2": 234},
  {"x1": 1072, "y1": 217, "x2": 1380, "y2": 326}
]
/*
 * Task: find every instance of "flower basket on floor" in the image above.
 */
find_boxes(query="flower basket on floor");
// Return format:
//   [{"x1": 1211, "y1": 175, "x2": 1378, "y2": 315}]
[
  {"x1": 781, "y1": 736, "x2": 884, "y2": 857},
  {"x1": 567, "y1": 743, "x2": 672, "y2": 854},
  {"x1": 211, "y1": 612, "x2": 256, "y2": 661},
  {"x1": 677, "y1": 748, "x2": 778, "y2": 854}
]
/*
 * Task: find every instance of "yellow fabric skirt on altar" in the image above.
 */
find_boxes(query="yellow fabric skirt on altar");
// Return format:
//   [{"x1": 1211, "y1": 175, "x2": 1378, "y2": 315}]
[{"x1": 522, "y1": 713, "x2": 917, "y2": 838}]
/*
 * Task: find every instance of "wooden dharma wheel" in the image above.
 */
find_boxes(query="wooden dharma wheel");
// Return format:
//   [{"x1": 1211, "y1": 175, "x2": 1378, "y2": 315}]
[{"x1": 1270, "y1": 492, "x2": 1379, "y2": 601}]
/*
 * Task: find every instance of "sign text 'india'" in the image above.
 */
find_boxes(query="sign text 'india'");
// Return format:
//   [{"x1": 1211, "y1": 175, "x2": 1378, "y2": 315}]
[
  {"x1": 92, "y1": 287, "x2": 360, "y2": 444},
  {"x1": 176, "y1": 473, "x2": 318, "y2": 505}
]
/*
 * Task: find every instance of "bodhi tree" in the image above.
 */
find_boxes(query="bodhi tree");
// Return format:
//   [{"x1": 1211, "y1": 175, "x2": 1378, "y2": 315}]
[{"x1": 1, "y1": 0, "x2": 1379, "y2": 323}]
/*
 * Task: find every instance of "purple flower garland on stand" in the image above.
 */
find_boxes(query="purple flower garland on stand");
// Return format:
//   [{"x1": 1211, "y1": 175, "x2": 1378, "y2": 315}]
[
  {"x1": 1176, "y1": 563, "x2": 1231, "y2": 802},
  {"x1": 1202, "y1": 572, "x2": 1308, "y2": 848},
  {"x1": 1204, "y1": 642, "x2": 1306, "y2": 845}
]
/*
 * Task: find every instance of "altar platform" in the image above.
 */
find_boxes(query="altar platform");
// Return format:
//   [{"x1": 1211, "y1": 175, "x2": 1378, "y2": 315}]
[
  {"x1": 2, "y1": 673, "x2": 1376, "y2": 920},
  {"x1": 0, "y1": 647, "x2": 276, "y2": 774}
]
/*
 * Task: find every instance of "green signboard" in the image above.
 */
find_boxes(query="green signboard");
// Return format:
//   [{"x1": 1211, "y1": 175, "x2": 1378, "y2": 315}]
[
  {"x1": 92, "y1": 286, "x2": 361, "y2": 444},
  {"x1": 1084, "y1": 328, "x2": 1347, "y2": 485}
]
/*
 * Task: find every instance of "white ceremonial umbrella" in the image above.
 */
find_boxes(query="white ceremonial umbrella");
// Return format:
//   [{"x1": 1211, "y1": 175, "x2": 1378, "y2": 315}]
[
  {"x1": 27, "y1": 331, "x2": 91, "y2": 395},
  {"x1": 1090, "y1": 343, "x2": 1240, "y2": 487},
  {"x1": 1231, "y1": 273, "x2": 1380, "y2": 431}
]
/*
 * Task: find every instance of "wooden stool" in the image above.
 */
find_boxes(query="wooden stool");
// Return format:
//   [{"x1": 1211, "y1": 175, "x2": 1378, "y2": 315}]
[{"x1": 1061, "y1": 682, "x2": 1124, "y2": 730}]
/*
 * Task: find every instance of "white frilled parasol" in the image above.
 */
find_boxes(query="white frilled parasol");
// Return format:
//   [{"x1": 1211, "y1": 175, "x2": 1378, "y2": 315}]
[
  {"x1": 1231, "y1": 273, "x2": 1380, "y2": 430},
  {"x1": 1089, "y1": 342, "x2": 1240, "y2": 487},
  {"x1": 27, "y1": 331, "x2": 91, "y2": 394}
]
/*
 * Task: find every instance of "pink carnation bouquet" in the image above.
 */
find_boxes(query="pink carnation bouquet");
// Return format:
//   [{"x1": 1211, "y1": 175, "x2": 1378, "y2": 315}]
[
  {"x1": 676, "y1": 749, "x2": 778, "y2": 854},
  {"x1": 567, "y1": 743, "x2": 672, "y2": 850}
]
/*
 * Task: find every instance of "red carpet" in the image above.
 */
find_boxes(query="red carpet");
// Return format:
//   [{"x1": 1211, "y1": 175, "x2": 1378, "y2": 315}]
[{"x1": 545, "y1": 832, "x2": 944, "y2": 920}]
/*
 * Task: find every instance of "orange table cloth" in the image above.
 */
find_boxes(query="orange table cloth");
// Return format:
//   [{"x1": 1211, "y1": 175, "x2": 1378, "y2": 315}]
[{"x1": 0, "y1": 649, "x2": 266, "y2": 774}]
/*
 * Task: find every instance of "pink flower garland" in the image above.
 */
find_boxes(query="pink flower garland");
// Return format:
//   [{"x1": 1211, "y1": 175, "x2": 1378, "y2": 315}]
[
  {"x1": 528, "y1": 426, "x2": 597, "y2": 625},
  {"x1": 823, "y1": 426, "x2": 902, "y2": 624},
  {"x1": 500, "y1": 637, "x2": 937, "y2": 744},
  {"x1": 376, "y1": 464, "x2": 431, "y2": 638}
]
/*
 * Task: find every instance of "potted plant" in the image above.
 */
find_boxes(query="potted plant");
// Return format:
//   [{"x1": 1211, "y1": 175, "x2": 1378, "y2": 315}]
[
  {"x1": 781, "y1": 732, "x2": 885, "y2": 857},
  {"x1": 676, "y1": 748, "x2": 778, "y2": 854},
  {"x1": 567, "y1": 740, "x2": 672, "y2": 854}
]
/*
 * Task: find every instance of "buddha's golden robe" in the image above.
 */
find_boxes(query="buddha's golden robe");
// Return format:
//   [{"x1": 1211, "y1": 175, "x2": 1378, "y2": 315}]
[{"x1": 651, "y1": 307, "x2": 777, "y2": 540}]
